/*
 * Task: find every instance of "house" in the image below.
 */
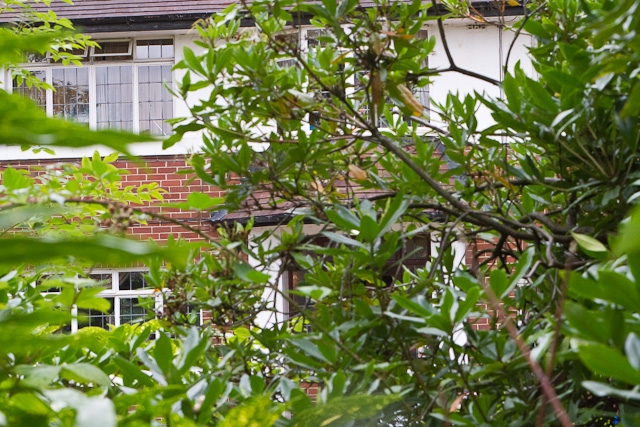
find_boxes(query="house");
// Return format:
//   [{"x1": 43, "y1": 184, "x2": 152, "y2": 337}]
[{"x1": 0, "y1": 0, "x2": 530, "y2": 331}]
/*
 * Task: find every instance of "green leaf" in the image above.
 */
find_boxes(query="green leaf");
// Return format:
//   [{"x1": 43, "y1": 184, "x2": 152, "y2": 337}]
[
  {"x1": 0, "y1": 235, "x2": 189, "y2": 269},
  {"x1": 578, "y1": 343, "x2": 640, "y2": 385},
  {"x1": 44, "y1": 389, "x2": 116, "y2": 427},
  {"x1": 377, "y1": 195, "x2": 410, "y2": 238},
  {"x1": 182, "y1": 47, "x2": 206, "y2": 76},
  {"x1": 61, "y1": 363, "x2": 111, "y2": 387},
  {"x1": 564, "y1": 301, "x2": 616, "y2": 344},
  {"x1": 568, "y1": 271, "x2": 640, "y2": 312},
  {"x1": 295, "y1": 285, "x2": 332, "y2": 301},
  {"x1": 234, "y1": 262, "x2": 271, "y2": 283},
  {"x1": 621, "y1": 80, "x2": 640, "y2": 118},
  {"x1": 583, "y1": 381, "x2": 640, "y2": 400},
  {"x1": 571, "y1": 232, "x2": 609, "y2": 259},
  {"x1": 290, "y1": 338, "x2": 330, "y2": 363},
  {"x1": 358, "y1": 215, "x2": 379, "y2": 242},
  {"x1": 0, "y1": 205, "x2": 66, "y2": 231},
  {"x1": 165, "y1": 192, "x2": 224, "y2": 210},
  {"x1": 1, "y1": 167, "x2": 32, "y2": 190},
  {"x1": 154, "y1": 333, "x2": 174, "y2": 377},
  {"x1": 455, "y1": 287, "x2": 480, "y2": 323},
  {"x1": 292, "y1": 394, "x2": 400, "y2": 427},
  {"x1": 112, "y1": 355, "x2": 154, "y2": 387},
  {"x1": 0, "y1": 91, "x2": 154, "y2": 154},
  {"x1": 75, "y1": 287, "x2": 112, "y2": 312},
  {"x1": 15, "y1": 365, "x2": 62, "y2": 389},
  {"x1": 489, "y1": 269, "x2": 509, "y2": 299},
  {"x1": 325, "y1": 205, "x2": 360, "y2": 231},
  {"x1": 321, "y1": 231, "x2": 365, "y2": 249},
  {"x1": 391, "y1": 294, "x2": 433, "y2": 318},
  {"x1": 219, "y1": 396, "x2": 283, "y2": 427},
  {"x1": 177, "y1": 327, "x2": 209, "y2": 375}
]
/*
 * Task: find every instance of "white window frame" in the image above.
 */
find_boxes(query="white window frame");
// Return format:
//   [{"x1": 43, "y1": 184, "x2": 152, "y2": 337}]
[
  {"x1": 40, "y1": 267, "x2": 204, "y2": 333},
  {"x1": 68, "y1": 268, "x2": 161, "y2": 332},
  {"x1": 7, "y1": 37, "x2": 175, "y2": 135},
  {"x1": 91, "y1": 39, "x2": 133, "y2": 57}
]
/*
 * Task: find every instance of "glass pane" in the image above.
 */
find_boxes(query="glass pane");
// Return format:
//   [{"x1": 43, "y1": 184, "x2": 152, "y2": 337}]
[
  {"x1": 96, "y1": 65, "x2": 133, "y2": 130},
  {"x1": 79, "y1": 297, "x2": 115, "y2": 330},
  {"x1": 149, "y1": 66, "x2": 161, "y2": 83},
  {"x1": 51, "y1": 67, "x2": 89, "y2": 123},
  {"x1": 12, "y1": 70, "x2": 46, "y2": 107},
  {"x1": 161, "y1": 43, "x2": 174, "y2": 58},
  {"x1": 136, "y1": 39, "x2": 174, "y2": 59},
  {"x1": 94, "y1": 41, "x2": 131, "y2": 56},
  {"x1": 119, "y1": 297, "x2": 147, "y2": 325},
  {"x1": 307, "y1": 29, "x2": 330, "y2": 48},
  {"x1": 89, "y1": 273, "x2": 112, "y2": 289},
  {"x1": 136, "y1": 44, "x2": 149, "y2": 60},
  {"x1": 108, "y1": 67, "x2": 121, "y2": 84},
  {"x1": 185, "y1": 302, "x2": 201, "y2": 326},
  {"x1": 138, "y1": 65, "x2": 173, "y2": 135},
  {"x1": 149, "y1": 44, "x2": 162, "y2": 59},
  {"x1": 118, "y1": 271, "x2": 147, "y2": 291}
]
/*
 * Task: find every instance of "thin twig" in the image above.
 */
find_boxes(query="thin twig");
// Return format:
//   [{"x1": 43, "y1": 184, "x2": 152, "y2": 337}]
[{"x1": 481, "y1": 282, "x2": 573, "y2": 427}]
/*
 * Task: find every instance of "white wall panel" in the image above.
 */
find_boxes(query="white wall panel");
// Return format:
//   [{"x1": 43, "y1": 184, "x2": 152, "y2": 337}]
[{"x1": 428, "y1": 23, "x2": 502, "y2": 130}]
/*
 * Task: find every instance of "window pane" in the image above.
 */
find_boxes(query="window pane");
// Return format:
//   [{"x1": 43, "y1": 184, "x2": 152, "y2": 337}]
[
  {"x1": 12, "y1": 70, "x2": 46, "y2": 108},
  {"x1": 52, "y1": 67, "x2": 90, "y2": 124},
  {"x1": 138, "y1": 65, "x2": 173, "y2": 135},
  {"x1": 89, "y1": 273, "x2": 112, "y2": 289},
  {"x1": 149, "y1": 44, "x2": 162, "y2": 59},
  {"x1": 119, "y1": 271, "x2": 148, "y2": 291},
  {"x1": 94, "y1": 41, "x2": 131, "y2": 56},
  {"x1": 119, "y1": 297, "x2": 147, "y2": 325},
  {"x1": 25, "y1": 53, "x2": 48, "y2": 63},
  {"x1": 79, "y1": 297, "x2": 115, "y2": 330},
  {"x1": 135, "y1": 44, "x2": 149, "y2": 60},
  {"x1": 136, "y1": 39, "x2": 174, "y2": 60},
  {"x1": 96, "y1": 65, "x2": 133, "y2": 130},
  {"x1": 161, "y1": 43, "x2": 174, "y2": 58},
  {"x1": 307, "y1": 29, "x2": 330, "y2": 48},
  {"x1": 185, "y1": 302, "x2": 201, "y2": 326}
]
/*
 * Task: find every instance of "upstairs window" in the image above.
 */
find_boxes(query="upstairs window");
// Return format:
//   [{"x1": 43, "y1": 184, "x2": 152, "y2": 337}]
[
  {"x1": 272, "y1": 27, "x2": 430, "y2": 130},
  {"x1": 10, "y1": 38, "x2": 174, "y2": 136}
]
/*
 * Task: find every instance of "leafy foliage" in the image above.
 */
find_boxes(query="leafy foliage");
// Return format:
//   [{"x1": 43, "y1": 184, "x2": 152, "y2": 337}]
[{"x1": 3, "y1": 0, "x2": 640, "y2": 426}]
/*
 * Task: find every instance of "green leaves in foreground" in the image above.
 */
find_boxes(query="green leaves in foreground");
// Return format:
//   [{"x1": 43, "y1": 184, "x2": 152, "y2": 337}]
[
  {"x1": 219, "y1": 396, "x2": 283, "y2": 427},
  {"x1": 217, "y1": 393, "x2": 399, "y2": 427},
  {"x1": 0, "y1": 234, "x2": 193, "y2": 269},
  {"x1": 292, "y1": 394, "x2": 400, "y2": 427},
  {"x1": 0, "y1": 91, "x2": 155, "y2": 154}
]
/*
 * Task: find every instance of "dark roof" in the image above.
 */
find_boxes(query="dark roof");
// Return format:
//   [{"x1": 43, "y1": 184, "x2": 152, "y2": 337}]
[
  {"x1": 0, "y1": 0, "x2": 235, "y2": 32},
  {"x1": 0, "y1": 1, "x2": 525, "y2": 32},
  {"x1": 6, "y1": 0, "x2": 232, "y2": 19}
]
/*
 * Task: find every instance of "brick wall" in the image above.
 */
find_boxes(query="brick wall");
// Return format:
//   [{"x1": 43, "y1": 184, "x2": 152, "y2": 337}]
[
  {"x1": 0, "y1": 154, "x2": 220, "y2": 242},
  {"x1": 116, "y1": 156, "x2": 221, "y2": 241}
]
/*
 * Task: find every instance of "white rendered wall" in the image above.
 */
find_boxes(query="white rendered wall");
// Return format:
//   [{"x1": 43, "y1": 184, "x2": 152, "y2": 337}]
[
  {"x1": 427, "y1": 20, "x2": 533, "y2": 131},
  {"x1": 1, "y1": 21, "x2": 533, "y2": 161}
]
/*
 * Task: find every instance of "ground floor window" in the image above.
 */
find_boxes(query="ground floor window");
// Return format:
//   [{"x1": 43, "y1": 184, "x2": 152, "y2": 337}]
[
  {"x1": 282, "y1": 233, "x2": 432, "y2": 319},
  {"x1": 67, "y1": 269, "x2": 159, "y2": 332},
  {"x1": 41, "y1": 269, "x2": 204, "y2": 332}
]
